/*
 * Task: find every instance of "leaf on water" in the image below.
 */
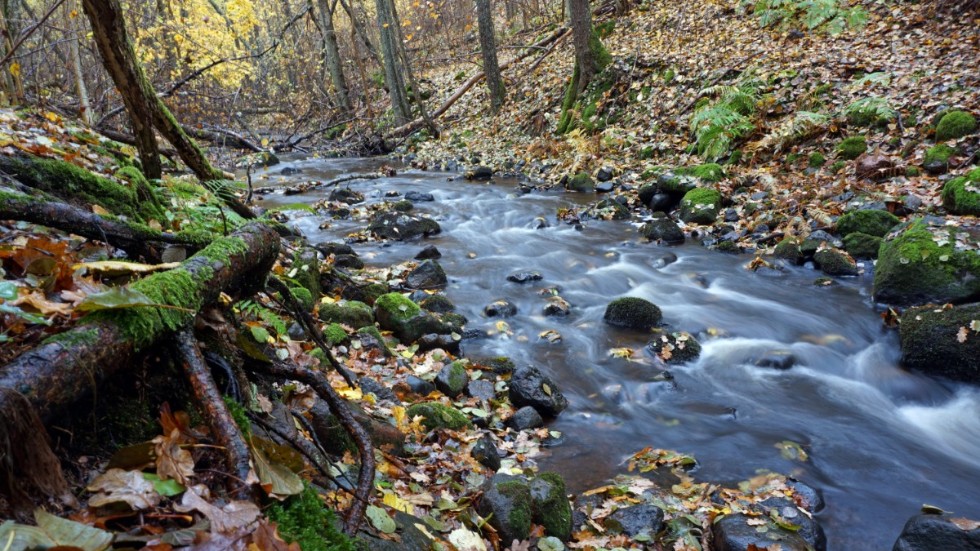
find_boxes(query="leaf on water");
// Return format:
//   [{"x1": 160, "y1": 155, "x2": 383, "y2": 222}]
[
  {"x1": 86, "y1": 468, "x2": 161, "y2": 509},
  {"x1": 75, "y1": 287, "x2": 156, "y2": 312},
  {"x1": 447, "y1": 527, "x2": 487, "y2": 550},
  {"x1": 608, "y1": 347, "x2": 633, "y2": 359},
  {"x1": 152, "y1": 429, "x2": 195, "y2": 486},
  {"x1": 176, "y1": 484, "x2": 261, "y2": 535},
  {"x1": 252, "y1": 444, "x2": 303, "y2": 498},
  {"x1": 366, "y1": 505, "x2": 397, "y2": 534},
  {"x1": 775, "y1": 440, "x2": 809, "y2": 462}
]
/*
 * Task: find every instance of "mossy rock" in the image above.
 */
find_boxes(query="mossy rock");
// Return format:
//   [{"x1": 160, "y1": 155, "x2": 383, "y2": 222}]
[
  {"x1": 390, "y1": 199, "x2": 414, "y2": 212},
  {"x1": 900, "y1": 302, "x2": 980, "y2": 383},
  {"x1": 289, "y1": 286, "x2": 315, "y2": 311},
  {"x1": 813, "y1": 247, "x2": 859, "y2": 276},
  {"x1": 603, "y1": 297, "x2": 662, "y2": 330},
  {"x1": 267, "y1": 485, "x2": 354, "y2": 551},
  {"x1": 678, "y1": 188, "x2": 722, "y2": 225},
  {"x1": 773, "y1": 238, "x2": 804, "y2": 265},
  {"x1": 435, "y1": 360, "x2": 468, "y2": 398},
  {"x1": 843, "y1": 232, "x2": 883, "y2": 259},
  {"x1": 477, "y1": 356, "x2": 515, "y2": 374},
  {"x1": 837, "y1": 136, "x2": 867, "y2": 160},
  {"x1": 530, "y1": 473, "x2": 573, "y2": 541},
  {"x1": 873, "y1": 219, "x2": 980, "y2": 306},
  {"x1": 940, "y1": 168, "x2": 980, "y2": 215},
  {"x1": 923, "y1": 144, "x2": 956, "y2": 174},
  {"x1": 836, "y1": 209, "x2": 901, "y2": 238},
  {"x1": 565, "y1": 172, "x2": 595, "y2": 193},
  {"x1": 829, "y1": 160, "x2": 846, "y2": 174},
  {"x1": 341, "y1": 282, "x2": 389, "y2": 305},
  {"x1": 373, "y1": 293, "x2": 448, "y2": 343},
  {"x1": 935, "y1": 110, "x2": 977, "y2": 142},
  {"x1": 290, "y1": 248, "x2": 321, "y2": 299},
  {"x1": 322, "y1": 323, "x2": 349, "y2": 346},
  {"x1": 678, "y1": 163, "x2": 725, "y2": 182},
  {"x1": 479, "y1": 475, "x2": 532, "y2": 544},
  {"x1": 367, "y1": 212, "x2": 441, "y2": 241},
  {"x1": 645, "y1": 331, "x2": 702, "y2": 364},
  {"x1": 405, "y1": 401, "x2": 470, "y2": 431},
  {"x1": 318, "y1": 300, "x2": 374, "y2": 328}
]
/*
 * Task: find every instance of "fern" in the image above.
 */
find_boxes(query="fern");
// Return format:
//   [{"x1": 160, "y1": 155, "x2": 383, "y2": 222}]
[
  {"x1": 844, "y1": 97, "x2": 897, "y2": 127},
  {"x1": 238, "y1": 299, "x2": 289, "y2": 338},
  {"x1": 750, "y1": 111, "x2": 830, "y2": 153},
  {"x1": 751, "y1": 0, "x2": 867, "y2": 33},
  {"x1": 690, "y1": 78, "x2": 763, "y2": 162}
]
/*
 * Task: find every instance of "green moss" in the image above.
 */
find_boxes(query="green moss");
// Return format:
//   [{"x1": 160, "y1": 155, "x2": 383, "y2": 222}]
[
  {"x1": 114, "y1": 166, "x2": 167, "y2": 222},
  {"x1": 223, "y1": 396, "x2": 251, "y2": 439},
  {"x1": 678, "y1": 163, "x2": 725, "y2": 182},
  {"x1": 290, "y1": 249, "x2": 321, "y2": 299},
  {"x1": 603, "y1": 296, "x2": 662, "y2": 330},
  {"x1": 478, "y1": 356, "x2": 515, "y2": 374},
  {"x1": 267, "y1": 485, "x2": 354, "y2": 551},
  {"x1": 808, "y1": 152, "x2": 826, "y2": 168},
  {"x1": 906, "y1": 166, "x2": 921, "y2": 177},
  {"x1": 843, "y1": 232, "x2": 882, "y2": 259},
  {"x1": 419, "y1": 294, "x2": 455, "y2": 313},
  {"x1": 289, "y1": 287, "x2": 314, "y2": 311},
  {"x1": 638, "y1": 146, "x2": 656, "y2": 160},
  {"x1": 814, "y1": 247, "x2": 859, "y2": 276},
  {"x1": 318, "y1": 300, "x2": 374, "y2": 327},
  {"x1": 829, "y1": 160, "x2": 846, "y2": 174},
  {"x1": 679, "y1": 188, "x2": 722, "y2": 225},
  {"x1": 935, "y1": 110, "x2": 977, "y2": 142},
  {"x1": 837, "y1": 136, "x2": 867, "y2": 160},
  {"x1": 873, "y1": 219, "x2": 980, "y2": 305},
  {"x1": 557, "y1": 65, "x2": 580, "y2": 134},
  {"x1": 925, "y1": 144, "x2": 955, "y2": 167},
  {"x1": 498, "y1": 480, "x2": 533, "y2": 538},
  {"x1": 406, "y1": 401, "x2": 470, "y2": 431},
  {"x1": 941, "y1": 171, "x2": 980, "y2": 215},
  {"x1": 836, "y1": 209, "x2": 900, "y2": 238},
  {"x1": 323, "y1": 323, "x2": 349, "y2": 346},
  {"x1": 773, "y1": 238, "x2": 803, "y2": 264},
  {"x1": 374, "y1": 293, "x2": 420, "y2": 323},
  {"x1": 531, "y1": 472, "x2": 572, "y2": 540},
  {"x1": 42, "y1": 327, "x2": 100, "y2": 348},
  {"x1": 390, "y1": 199, "x2": 413, "y2": 212},
  {"x1": 565, "y1": 172, "x2": 595, "y2": 193}
]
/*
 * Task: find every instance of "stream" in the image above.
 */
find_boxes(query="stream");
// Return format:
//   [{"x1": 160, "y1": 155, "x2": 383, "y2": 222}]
[{"x1": 254, "y1": 156, "x2": 980, "y2": 549}]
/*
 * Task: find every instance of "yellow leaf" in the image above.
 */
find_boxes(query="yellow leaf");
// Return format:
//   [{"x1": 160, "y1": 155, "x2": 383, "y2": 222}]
[
  {"x1": 92, "y1": 204, "x2": 111, "y2": 216},
  {"x1": 392, "y1": 405, "x2": 407, "y2": 428},
  {"x1": 74, "y1": 260, "x2": 182, "y2": 276},
  {"x1": 338, "y1": 386, "x2": 362, "y2": 400},
  {"x1": 8, "y1": 62, "x2": 19, "y2": 78},
  {"x1": 383, "y1": 491, "x2": 413, "y2": 513}
]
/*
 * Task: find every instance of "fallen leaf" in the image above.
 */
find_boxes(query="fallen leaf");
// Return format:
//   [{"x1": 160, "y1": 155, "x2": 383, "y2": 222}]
[
  {"x1": 86, "y1": 468, "x2": 161, "y2": 510},
  {"x1": 153, "y1": 429, "x2": 195, "y2": 486},
  {"x1": 176, "y1": 485, "x2": 261, "y2": 535}
]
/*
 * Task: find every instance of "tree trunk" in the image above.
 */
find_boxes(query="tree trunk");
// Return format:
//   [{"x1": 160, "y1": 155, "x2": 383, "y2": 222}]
[
  {"x1": 389, "y1": 0, "x2": 438, "y2": 136},
  {"x1": 67, "y1": 0, "x2": 93, "y2": 125},
  {"x1": 569, "y1": 0, "x2": 597, "y2": 93},
  {"x1": 316, "y1": 0, "x2": 351, "y2": 112},
  {"x1": 375, "y1": 0, "x2": 411, "y2": 125},
  {"x1": 81, "y1": 0, "x2": 228, "y2": 184},
  {"x1": 476, "y1": 0, "x2": 506, "y2": 113},
  {"x1": 336, "y1": 0, "x2": 381, "y2": 67}
]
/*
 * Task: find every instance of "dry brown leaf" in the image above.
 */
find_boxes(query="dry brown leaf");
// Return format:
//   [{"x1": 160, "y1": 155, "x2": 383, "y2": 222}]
[
  {"x1": 949, "y1": 517, "x2": 980, "y2": 531},
  {"x1": 248, "y1": 519, "x2": 300, "y2": 550},
  {"x1": 153, "y1": 429, "x2": 195, "y2": 485},
  {"x1": 86, "y1": 468, "x2": 160, "y2": 510},
  {"x1": 176, "y1": 484, "x2": 261, "y2": 535}
]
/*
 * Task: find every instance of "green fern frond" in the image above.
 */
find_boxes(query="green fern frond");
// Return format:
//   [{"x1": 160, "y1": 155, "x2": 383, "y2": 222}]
[{"x1": 238, "y1": 299, "x2": 289, "y2": 338}]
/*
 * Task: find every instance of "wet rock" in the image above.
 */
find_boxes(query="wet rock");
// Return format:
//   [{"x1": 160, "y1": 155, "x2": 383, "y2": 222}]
[
  {"x1": 801, "y1": 230, "x2": 842, "y2": 258},
  {"x1": 604, "y1": 504, "x2": 664, "y2": 538},
  {"x1": 565, "y1": 172, "x2": 595, "y2": 193},
  {"x1": 415, "y1": 244, "x2": 442, "y2": 260},
  {"x1": 318, "y1": 300, "x2": 374, "y2": 328},
  {"x1": 484, "y1": 299, "x2": 517, "y2": 317},
  {"x1": 358, "y1": 510, "x2": 435, "y2": 551},
  {"x1": 713, "y1": 513, "x2": 811, "y2": 551},
  {"x1": 774, "y1": 238, "x2": 804, "y2": 265},
  {"x1": 543, "y1": 296, "x2": 571, "y2": 316},
  {"x1": 419, "y1": 293, "x2": 455, "y2": 313},
  {"x1": 759, "y1": 497, "x2": 826, "y2": 550},
  {"x1": 507, "y1": 406, "x2": 544, "y2": 430},
  {"x1": 596, "y1": 166, "x2": 615, "y2": 182},
  {"x1": 873, "y1": 219, "x2": 980, "y2": 306},
  {"x1": 404, "y1": 190, "x2": 435, "y2": 202},
  {"x1": 893, "y1": 513, "x2": 980, "y2": 551},
  {"x1": 652, "y1": 252, "x2": 678, "y2": 268},
  {"x1": 465, "y1": 166, "x2": 494, "y2": 181},
  {"x1": 603, "y1": 296, "x2": 663, "y2": 330},
  {"x1": 788, "y1": 479, "x2": 824, "y2": 513},
  {"x1": 367, "y1": 212, "x2": 441, "y2": 240},
  {"x1": 405, "y1": 375, "x2": 435, "y2": 396},
  {"x1": 315, "y1": 242, "x2": 355, "y2": 256},
  {"x1": 813, "y1": 247, "x2": 859, "y2": 276},
  {"x1": 472, "y1": 433, "x2": 501, "y2": 471},
  {"x1": 900, "y1": 302, "x2": 980, "y2": 383},
  {"x1": 467, "y1": 379, "x2": 496, "y2": 401},
  {"x1": 279, "y1": 166, "x2": 302, "y2": 175},
  {"x1": 359, "y1": 377, "x2": 397, "y2": 403},
  {"x1": 647, "y1": 192, "x2": 675, "y2": 212},
  {"x1": 530, "y1": 473, "x2": 573, "y2": 541},
  {"x1": 390, "y1": 199, "x2": 413, "y2": 212},
  {"x1": 477, "y1": 356, "x2": 515, "y2": 375},
  {"x1": 837, "y1": 209, "x2": 901, "y2": 238},
  {"x1": 585, "y1": 198, "x2": 630, "y2": 220},
  {"x1": 509, "y1": 365, "x2": 568, "y2": 417},
  {"x1": 479, "y1": 474, "x2": 533, "y2": 544},
  {"x1": 507, "y1": 271, "x2": 543, "y2": 284},
  {"x1": 595, "y1": 180, "x2": 615, "y2": 193},
  {"x1": 532, "y1": 216, "x2": 549, "y2": 229},
  {"x1": 374, "y1": 293, "x2": 451, "y2": 343},
  {"x1": 645, "y1": 332, "x2": 702, "y2": 364},
  {"x1": 405, "y1": 259, "x2": 448, "y2": 290},
  {"x1": 329, "y1": 188, "x2": 364, "y2": 204},
  {"x1": 755, "y1": 350, "x2": 796, "y2": 370},
  {"x1": 640, "y1": 216, "x2": 685, "y2": 245},
  {"x1": 416, "y1": 333, "x2": 461, "y2": 354},
  {"x1": 333, "y1": 254, "x2": 364, "y2": 269},
  {"x1": 435, "y1": 361, "x2": 467, "y2": 397},
  {"x1": 843, "y1": 232, "x2": 882, "y2": 259}
]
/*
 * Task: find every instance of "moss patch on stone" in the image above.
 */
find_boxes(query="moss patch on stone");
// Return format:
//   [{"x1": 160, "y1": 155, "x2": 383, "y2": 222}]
[
  {"x1": 679, "y1": 188, "x2": 722, "y2": 224},
  {"x1": 323, "y1": 323, "x2": 349, "y2": 346},
  {"x1": 837, "y1": 136, "x2": 867, "y2": 160},
  {"x1": 836, "y1": 209, "x2": 900, "y2": 238},
  {"x1": 935, "y1": 110, "x2": 977, "y2": 142},
  {"x1": 565, "y1": 172, "x2": 595, "y2": 193},
  {"x1": 267, "y1": 485, "x2": 354, "y2": 551},
  {"x1": 941, "y1": 168, "x2": 980, "y2": 215},
  {"x1": 406, "y1": 401, "x2": 470, "y2": 431},
  {"x1": 843, "y1": 232, "x2": 883, "y2": 259},
  {"x1": 677, "y1": 163, "x2": 725, "y2": 182},
  {"x1": 319, "y1": 300, "x2": 374, "y2": 327},
  {"x1": 924, "y1": 144, "x2": 955, "y2": 169},
  {"x1": 374, "y1": 293, "x2": 420, "y2": 323},
  {"x1": 808, "y1": 152, "x2": 826, "y2": 168}
]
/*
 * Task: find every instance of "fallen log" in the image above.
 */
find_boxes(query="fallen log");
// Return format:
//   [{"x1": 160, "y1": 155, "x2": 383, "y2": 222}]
[{"x1": 0, "y1": 223, "x2": 279, "y2": 422}]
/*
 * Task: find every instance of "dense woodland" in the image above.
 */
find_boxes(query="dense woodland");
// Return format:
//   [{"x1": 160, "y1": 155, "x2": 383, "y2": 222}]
[{"x1": 0, "y1": 0, "x2": 979, "y2": 550}]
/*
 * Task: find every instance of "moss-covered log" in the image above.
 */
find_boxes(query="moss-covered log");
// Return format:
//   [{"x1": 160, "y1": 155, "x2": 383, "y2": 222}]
[
  {"x1": 0, "y1": 222, "x2": 279, "y2": 422},
  {"x1": 0, "y1": 187, "x2": 207, "y2": 259}
]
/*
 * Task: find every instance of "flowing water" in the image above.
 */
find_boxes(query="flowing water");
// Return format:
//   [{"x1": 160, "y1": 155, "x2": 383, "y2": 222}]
[{"x1": 255, "y1": 157, "x2": 980, "y2": 549}]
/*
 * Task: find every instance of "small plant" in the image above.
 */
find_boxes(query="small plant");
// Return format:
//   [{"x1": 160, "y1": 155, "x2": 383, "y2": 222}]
[
  {"x1": 689, "y1": 78, "x2": 764, "y2": 162},
  {"x1": 844, "y1": 97, "x2": 897, "y2": 127},
  {"x1": 749, "y1": 0, "x2": 867, "y2": 34},
  {"x1": 238, "y1": 299, "x2": 289, "y2": 341}
]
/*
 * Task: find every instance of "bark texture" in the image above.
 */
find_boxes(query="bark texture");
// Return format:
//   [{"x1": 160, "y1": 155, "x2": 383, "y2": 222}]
[
  {"x1": 375, "y1": 0, "x2": 411, "y2": 125},
  {"x1": 476, "y1": 0, "x2": 506, "y2": 113},
  {"x1": 569, "y1": 0, "x2": 597, "y2": 92},
  {"x1": 316, "y1": 0, "x2": 351, "y2": 112}
]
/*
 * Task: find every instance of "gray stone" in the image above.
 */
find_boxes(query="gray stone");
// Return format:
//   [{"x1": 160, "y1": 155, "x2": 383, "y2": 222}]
[
  {"x1": 509, "y1": 365, "x2": 568, "y2": 417},
  {"x1": 755, "y1": 350, "x2": 796, "y2": 370},
  {"x1": 405, "y1": 260, "x2": 448, "y2": 290},
  {"x1": 507, "y1": 271, "x2": 543, "y2": 284},
  {"x1": 484, "y1": 299, "x2": 517, "y2": 317},
  {"x1": 478, "y1": 474, "x2": 532, "y2": 545},
  {"x1": 415, "y1": 244, "x2": 442, "y2": 260},
  {"x1": 506, "y1": 406, "x2": 544, "y2": 430},
  {"x1": 472, "y1": 433, "x2": 501, "y2": 471},
  {"x1": 604, "y1": 504, "x2": 664, "y2": 537},
  {"x1": 603, "y1": 296, "x2": 663, "y2": 330},
  {"x1": 893, "y1": 513, "x2": 980, "y2": 551}
]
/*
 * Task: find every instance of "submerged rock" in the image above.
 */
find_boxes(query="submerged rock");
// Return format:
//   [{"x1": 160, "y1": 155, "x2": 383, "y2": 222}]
[
  {"x1": 367, "y1": 212, "x2": 441, "y2": 240},
  {"x1": 507, "y1": 270, "x2": 543, "y2": 284},
  {"x1": 645, "y1": 332, "x2": 701, "y2": 364},
  {"x1": 900, "y1": 302, "x2": 980, "y2": 383},
  {"x1": 484, "y1": 299, "x2": 517, "y2": 317},
  {"x1": 603, "y1": 296, "x2": 663, "y2": 331},
  {"x1": 755, "y1": 350, "x2": 796, "y2": 370},
  {"x1": 415, "y1": 244, "x2": 442, "y2": 260},
  {"x1": 813, "y1": 247, "x2": 859, "y2": 276}
]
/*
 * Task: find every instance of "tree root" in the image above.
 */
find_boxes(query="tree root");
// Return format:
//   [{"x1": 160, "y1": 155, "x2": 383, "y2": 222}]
[{"x1": 176, "y1": 328, "x2": 257, "y2": 500}]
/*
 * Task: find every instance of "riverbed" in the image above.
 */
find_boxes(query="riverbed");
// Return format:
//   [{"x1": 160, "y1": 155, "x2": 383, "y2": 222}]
[{"x1": 254, "y1": 156, "x2": 980, "y2": 549}]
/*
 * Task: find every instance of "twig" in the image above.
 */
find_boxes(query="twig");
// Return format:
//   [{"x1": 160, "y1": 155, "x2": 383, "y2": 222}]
[{"x1": 0, "y1": 0, "x2": 68, "y2": 68}]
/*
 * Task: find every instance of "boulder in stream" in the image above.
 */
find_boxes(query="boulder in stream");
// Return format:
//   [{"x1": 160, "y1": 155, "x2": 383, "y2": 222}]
[
  {"x1": 813, "y1": 247, "x2": 859, "y2": 276},
  {"x1": 640, "y1": 214, "x2": 685, "y2": 244},
  {"x1": 892, "y1": 512, "x2": 980, "y2": 551},
  {"x1": 712, "y1": 496, "x2": 825, "y2": 551},
  {"x1": 367, "y1": 212, "x2": 441, "y2": 240},
  {"x1": 484, "y1": 299, "x2": 517, "y2": 317},
  {"x1": 645, "y1": 332, "x2": 701, "y2": 364},
  {"x1": 603, "y1": 296, "x2": 663, "y2": 331},
  {"x1": 465, "y1": 166, "x2": 494, "y2": 181},
  {"x1": 405, "y1": 259, "x2": 447, "y2": 290},
  {"x1": 900, "y1": 302, "x2": 980, "y2": 383},
  {"x1": 679, "y1": 187, "x2": 723, "y2": 225},
  {"x1": 509, "y1": 365, "x2": 568, "y2": 417},
  {"x1": 873, "y1": 219, "x2": 980, "y2": 306},
  {"x1": 374, "y1": 292, "x2": 452, "y2": 343}
]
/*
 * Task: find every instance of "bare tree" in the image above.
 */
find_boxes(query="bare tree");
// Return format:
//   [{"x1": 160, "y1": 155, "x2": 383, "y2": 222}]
[
  {"x1": 315, "y1": 0, "x2": 351, "y2": 112},
  {"x1": 476, "y1": 0, "x2": 505, "y2": 113},
  {"x1": 569, "y1": 0, "x2": 598, "y2": 93},
  {"x1": 375, "y1": 0, "x2": 410, "y2": 125}
]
